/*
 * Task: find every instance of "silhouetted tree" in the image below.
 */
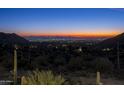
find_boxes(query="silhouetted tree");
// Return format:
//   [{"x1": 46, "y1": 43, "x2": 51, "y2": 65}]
[{"x1": 92, "y1": 57, "x2": 113, "y2": 73}]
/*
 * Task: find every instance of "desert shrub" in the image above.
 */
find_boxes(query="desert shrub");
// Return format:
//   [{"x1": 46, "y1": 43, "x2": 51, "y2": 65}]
[
  {"x1": 22, "y1": 70, "x2": 65, "y2": 85},
  {"x1": 67, "y1": 56, "x2": 84, "y2": 71},
  {"x1": 54, "y1": 56, "x2": 66, "y2": 66},
  {"x1": 32, "y1": 55, "x2": 50, "y2": 69},
  {"x1": 0, "y1": 50, "x2": 13, "y2": 70}
]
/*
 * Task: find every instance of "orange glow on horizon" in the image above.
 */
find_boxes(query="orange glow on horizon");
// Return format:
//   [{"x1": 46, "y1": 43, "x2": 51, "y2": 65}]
[{"x1": 18, "y1": 29, "x2": 122, "y2": 38}]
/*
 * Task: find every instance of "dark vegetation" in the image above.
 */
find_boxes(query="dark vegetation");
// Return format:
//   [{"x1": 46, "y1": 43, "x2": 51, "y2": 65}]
[{"x1": 0, "y1": 32, "x2": 124, "y2": 84}]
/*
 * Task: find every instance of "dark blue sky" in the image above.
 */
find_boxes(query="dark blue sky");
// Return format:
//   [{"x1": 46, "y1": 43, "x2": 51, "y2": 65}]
[{"x1": 0, "y1": 8, "x2": 124, "y2": 37}]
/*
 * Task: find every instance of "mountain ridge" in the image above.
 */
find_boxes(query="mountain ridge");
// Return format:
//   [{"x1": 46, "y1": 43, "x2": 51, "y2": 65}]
[
  {"x1": 0, "y1": 32, "x2": 29, "y2": 45},
  {"x1": 98, "y1": 32, "x2": 124, "y2": 48}
]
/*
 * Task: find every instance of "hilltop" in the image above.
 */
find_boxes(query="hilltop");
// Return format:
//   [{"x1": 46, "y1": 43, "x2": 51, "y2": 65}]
[
  {"x1": 98, "y1": 32, "x2": 124, "y2": 48},
  {"x1": 0, "y1": 32, "x2": 29, "y2": 45}
]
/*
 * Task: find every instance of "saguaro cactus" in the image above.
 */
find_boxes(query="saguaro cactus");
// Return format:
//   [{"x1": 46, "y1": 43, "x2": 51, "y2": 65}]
[{"x1": 13, "y1": 45, "x2": 18, "y2": 84}]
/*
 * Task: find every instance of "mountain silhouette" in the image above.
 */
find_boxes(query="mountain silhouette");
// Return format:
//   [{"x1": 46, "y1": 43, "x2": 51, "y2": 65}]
[
  {"x1": 98, "y1": 32, "x2": 124, "y2": 48},
  {"x1": 0, "y1": 32, "x2": 29, "y2": 45}
]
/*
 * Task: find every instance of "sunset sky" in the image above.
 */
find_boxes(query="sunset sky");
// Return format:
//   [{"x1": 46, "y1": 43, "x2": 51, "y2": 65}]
[{"x1": 0, "y1": 8, "x2": 124, "y2": 38}]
